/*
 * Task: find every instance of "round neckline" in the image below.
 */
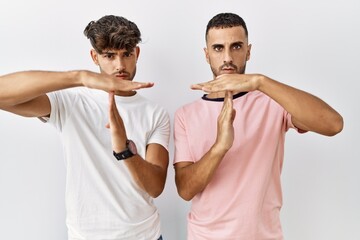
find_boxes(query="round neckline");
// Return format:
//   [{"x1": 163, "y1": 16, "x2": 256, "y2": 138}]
[{"x1": 202, "y1": 92, "x2": 248, "y2": 102}]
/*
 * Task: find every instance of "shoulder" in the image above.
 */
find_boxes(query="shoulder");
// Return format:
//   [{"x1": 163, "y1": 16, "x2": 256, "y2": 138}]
[
  {"x1": 243, "y1": 91, "x2": 283, "y2": 109},
  {"x1": 48, "y1": 87, "x2": 96, "y2": 99},
  {"x1": 175, "y1": 98, "x2": 203, "y2": 116},
  {"x1": 138, "y1": 94, "x2": 166, "y2": 110}
]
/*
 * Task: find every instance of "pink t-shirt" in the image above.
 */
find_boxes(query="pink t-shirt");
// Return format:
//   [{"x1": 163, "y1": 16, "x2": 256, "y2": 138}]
[{"x1": 174, "y1": 91, "x2": 299, "y2": 240}]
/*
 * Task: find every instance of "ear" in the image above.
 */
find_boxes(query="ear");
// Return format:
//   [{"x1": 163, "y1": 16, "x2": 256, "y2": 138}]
[
  {"x1": 135, "y1": 46, "x2": 140, "y2": 60},
  {"x1": 246, "y1": 44, "x2": 252, "y2": 61},
  {"x1": 90, "y1": 49, "x2": 99, "y2": 65},
  {"x1": 204, "y1": 47, "x2": 210, "y2": 64}
]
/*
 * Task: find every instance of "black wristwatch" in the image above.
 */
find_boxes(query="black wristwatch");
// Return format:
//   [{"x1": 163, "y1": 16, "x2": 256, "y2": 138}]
[{"x1": 113, "y1": 140, "x2": 138, "y2": 160}]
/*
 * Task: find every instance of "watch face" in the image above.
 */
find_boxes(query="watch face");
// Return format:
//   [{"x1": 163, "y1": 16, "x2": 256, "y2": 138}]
[{"x1": 127, "y1": 140, "x2": 137, "y2": 155}]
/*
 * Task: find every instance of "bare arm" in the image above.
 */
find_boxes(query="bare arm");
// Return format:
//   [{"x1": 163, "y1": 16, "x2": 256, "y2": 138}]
[
  {"x1": 107, "y1": 92, "x2": 169, "y2": 198},
  {"x1": 124, "y1": 144, "x2": 169, "y2": 198},
  {"x1": 0, "y1": 70, "x2": 153, "y2": 117},
  {"x1": 191, "y1": 74, "x2": 343, "y2": 136},
  {"x1": 174, "y1": 91, "x2": 236, "y2": 201}
]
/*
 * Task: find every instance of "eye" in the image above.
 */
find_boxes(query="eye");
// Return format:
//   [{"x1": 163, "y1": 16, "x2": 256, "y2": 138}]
[
  {"x1": 213, "y1": 45, "x2": 223, "y2": 52},
  {"x1": 123, "y1": 52, "x2": 133, "y2": 57},
  {"x1": 103, "y1": 54, "x2": 115, "y2": 59},
  {"x1": 233, "y1": 44, "x2": 242, "y2": 50}
]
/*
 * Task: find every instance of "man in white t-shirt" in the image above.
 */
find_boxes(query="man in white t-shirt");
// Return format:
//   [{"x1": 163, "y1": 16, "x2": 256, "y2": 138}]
[
  {"x1": 173, "y1": 12, "x2": 343, "y2": 240},
  {"x1": 0, "y1": 15, "x2": 168, "y2": 240}
]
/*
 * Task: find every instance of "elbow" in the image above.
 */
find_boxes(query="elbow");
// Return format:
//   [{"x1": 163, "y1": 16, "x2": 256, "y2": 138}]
[
  {"x1": 326, "y1": 114, "x2": 344, "y2": 136},
  {"x1": 148, "y1": 183, "x2": 165, "y2": 198},
  {"x1": 176, "y1": 187, "x2": 194, "y2": 202},
  {"x1": 149, "y1": 188, "x2": 164, "y2": 199},
  {"x1": 175, "y1": 169, "x2": 197, "y2": 201},
  {"x1": 0, "y1": 98, "x2": 15, "y2": 108}
]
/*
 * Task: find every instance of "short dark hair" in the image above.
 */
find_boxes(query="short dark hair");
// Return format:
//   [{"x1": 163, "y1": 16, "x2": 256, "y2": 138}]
[
  {"x1": 83, "y1": 15, "x2": 141, "y2": 53},
  {"x1": 205, "y1": 13, "x2": 248, "y2": 41}
]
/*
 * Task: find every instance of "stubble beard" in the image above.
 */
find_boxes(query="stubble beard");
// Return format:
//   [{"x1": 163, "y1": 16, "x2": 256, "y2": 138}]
[{"x1": 210, "y1": 62, "x2": 246, "y2": 78}]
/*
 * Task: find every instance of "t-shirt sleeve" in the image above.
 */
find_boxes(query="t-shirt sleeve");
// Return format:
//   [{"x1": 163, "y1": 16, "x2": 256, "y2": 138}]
[
  {"x1": 173, "y1": 107, "x2": 194, "y2": 164},
  {"x1": 284, "y1": 110, "x2": 307, "y2": 134},
  {"x1": 43, "y1": 89, "x2": 79, "y2": 131},
  {"x1": 147, "y1": 107, "x2": 170, "y2": 151}
]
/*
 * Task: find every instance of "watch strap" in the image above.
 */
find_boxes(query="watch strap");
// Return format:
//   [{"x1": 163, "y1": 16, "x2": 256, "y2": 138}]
[{"x1": 113, "y1": 149, "x2": 134, "y2": 160}]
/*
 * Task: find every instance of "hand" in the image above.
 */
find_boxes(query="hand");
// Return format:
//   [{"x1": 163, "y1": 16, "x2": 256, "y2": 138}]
[
  {"x1": 191, "y1": 73, "x2": 262, "y2": 93},
  {"x1": 106, "y1": 91, "x2": 127, "y2": 152},
  {"x1": 214, "y1": 91, "x2": 236, "y2": 152},
  {"x1": 81, "y1": 70, "x2": 154, "y2": 92}
]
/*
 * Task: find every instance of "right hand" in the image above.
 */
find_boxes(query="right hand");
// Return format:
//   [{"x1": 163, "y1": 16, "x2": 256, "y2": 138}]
[
  {"x1": 105, "y1": 91, "x2": 127, "y2": 153},
  {"x1": 81, "y1": 70, "x2": 154, "y2": 92},
  {"x1": 214, "y1": 91, "x2": 236, "y2": 153}
]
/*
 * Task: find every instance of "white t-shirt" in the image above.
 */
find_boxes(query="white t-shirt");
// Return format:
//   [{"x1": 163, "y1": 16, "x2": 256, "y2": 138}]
[{"x1": 46, "y1": 88, "x2": 170, "y2": 240}]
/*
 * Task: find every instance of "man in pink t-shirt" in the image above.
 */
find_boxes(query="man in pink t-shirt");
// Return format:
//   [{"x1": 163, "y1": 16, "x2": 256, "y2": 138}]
[{"x1": 173, "y1": 13, "x2": 343, "y2": 240}]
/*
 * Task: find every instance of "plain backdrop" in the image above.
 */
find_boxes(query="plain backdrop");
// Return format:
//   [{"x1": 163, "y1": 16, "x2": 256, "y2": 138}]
[{"x1": 0, "y1": 0, "x2": 359, "y2": 239}]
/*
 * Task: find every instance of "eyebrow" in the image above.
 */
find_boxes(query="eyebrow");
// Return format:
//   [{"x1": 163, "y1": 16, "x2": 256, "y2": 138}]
[
  {"x1": 212, "y1": 44, "x2": 224, "y2": 49},
  {"x1": 212, "y1": 41, "x2": 244, "y2": 49},
  {"x1": 102, "y1": 51, "x2": 116, "y2": 55},
  {"x1": 231, "y1": 41, "x2": 244, "y2": 47}
]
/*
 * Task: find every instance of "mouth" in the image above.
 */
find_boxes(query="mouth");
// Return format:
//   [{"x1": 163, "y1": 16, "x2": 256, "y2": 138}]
[
  {"x1": 221, "y1": 68, "x2": 236, "y2": 73},
  {"x1": 115, "y1": 73, "x2": 129, "y2": 79}
]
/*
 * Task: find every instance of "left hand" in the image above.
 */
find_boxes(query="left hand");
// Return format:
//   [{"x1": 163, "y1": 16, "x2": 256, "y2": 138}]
[
  {"x1": 214, "y1": 91, "x2": 236, "y2": 152},
  {"x1": 106, "y1": 91, "x2": 127, "y2": 153},
  {"x1": 191, "y1": 73, "x2": 261, "y2": 93}
]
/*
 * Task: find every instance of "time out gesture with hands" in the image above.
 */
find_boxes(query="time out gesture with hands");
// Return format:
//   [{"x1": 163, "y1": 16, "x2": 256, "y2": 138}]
[{"x1": 191, "y1": 73, "x2": 343, "y2": 136}]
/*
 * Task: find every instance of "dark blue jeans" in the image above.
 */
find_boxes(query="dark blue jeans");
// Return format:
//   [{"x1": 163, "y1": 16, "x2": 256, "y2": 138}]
[{"x1": 158, "y1": 235, "x2": 163, "y2": 240}]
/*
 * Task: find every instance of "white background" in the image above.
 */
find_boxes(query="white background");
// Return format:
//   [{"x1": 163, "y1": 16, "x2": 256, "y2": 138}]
[{"x1": 0, "y1": 0, "x2": 359, "y2": 239}]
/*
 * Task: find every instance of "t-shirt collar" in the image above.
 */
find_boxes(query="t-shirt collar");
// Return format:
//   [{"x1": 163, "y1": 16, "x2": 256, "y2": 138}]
[{"x1": 202, "y1": 92, "x2": 248, "y2": 102}]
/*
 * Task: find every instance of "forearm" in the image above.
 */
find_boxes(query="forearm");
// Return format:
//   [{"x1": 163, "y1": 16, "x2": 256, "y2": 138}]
[
  {"x1": 258, "y1": 75, "x2": 343, "y2": 136},
  {"x1": 175, "y1": 143, "x2": 227, "y2": 201},
  {"x1": 124, "y1": 156, "x2": 167, "y2": 198},
  {"x1": 0, "y1": 70, "x2": 83, "y2": 107}
]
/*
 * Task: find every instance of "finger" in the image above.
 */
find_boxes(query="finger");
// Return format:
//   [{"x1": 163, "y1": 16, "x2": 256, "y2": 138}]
[
  {"x1": 226, "y1": 91, "x2": 233, "y2": 104},
  {"x1": 108, "y1": 91, "x2": 115, "y2": 122},
  {"x1": 108, "y1": 91, "x2": 116, "y2": 116},
  {"x1": 111, "y1": 104, "x2": 123, "y2": 129},
  {"x1": 190, "y1": 83, "x2": 205, "y2": 90},
  {"x1": 191, "y1": 79, "x2": 218, "y2": 90},
  {"x1": 223, "y1": 91, "x2": 234, "y2": 120},
  {"x1": 203, "y1": 79, "x2": 226, "y2": 93},
  {"x1": 130, "y1": 81, "x2": 154, "y2": 90},
  {"x1": 192, "y1": 84, "x2": 216, "y2": 93},
  {"x1": 225, "y1": 91, "x2": 236, "y2": 122},
  {"x1": 218, "y1": 92, "x2": 229, "y2": 123},
  {"x1": 108, "y1": 92, "x2": 122, "y2": 129}
]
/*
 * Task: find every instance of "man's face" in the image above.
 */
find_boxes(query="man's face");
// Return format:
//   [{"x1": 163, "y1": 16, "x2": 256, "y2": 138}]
[
  {"x1": 204, "y1": 26, "x2": 251, "y2": 77},
  {"x1": 91, "y1": 47, "x2": 140, "y2": 80}
]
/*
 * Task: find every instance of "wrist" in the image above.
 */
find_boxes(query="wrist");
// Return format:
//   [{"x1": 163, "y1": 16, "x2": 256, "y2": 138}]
[
  {"x1": 68, "y1": 70, "x2": 85, "y2": 87},
  {"x1": 256, "y1": 74, "x2": 267, "y2": 92},
  {"x1": 113, "y1": 140, "x2": 137, "y2": 161},
  {"x1": 211, "y1": 142, "x2": 229, "y2": 158}
]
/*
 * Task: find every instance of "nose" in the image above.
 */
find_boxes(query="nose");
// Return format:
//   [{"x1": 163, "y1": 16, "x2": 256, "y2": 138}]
[
  {"x1": 114, "y1": 57, "x2": 126, "y2": 72},
  {"x1": 223, "y1": 49, "x2": 233, "y2": 63}
]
